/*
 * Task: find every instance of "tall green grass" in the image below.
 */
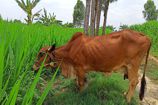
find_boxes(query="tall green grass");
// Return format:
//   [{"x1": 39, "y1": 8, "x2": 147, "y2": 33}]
[{"x1": 0, "y1": 20, "x2": 79, "y2": 104}]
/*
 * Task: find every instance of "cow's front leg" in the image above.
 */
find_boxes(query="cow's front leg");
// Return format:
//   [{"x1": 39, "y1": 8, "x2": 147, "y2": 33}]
[{"x1": 76, "y1": 68, "x2": 86, "y2": 91}]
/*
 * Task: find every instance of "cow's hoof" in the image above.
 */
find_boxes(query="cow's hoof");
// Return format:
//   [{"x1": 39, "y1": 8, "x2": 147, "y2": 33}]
[
  {"x1": 125, "y1": 96, "x2": 131, "y2": 104},
  {"x1": 75, "y1": 85, "x2": 84, "y2": 92},
  {"x1": 79, "y1": 86, "x2": 85, "y2": 92},
  {"x1": 75, "y1": 84, "x2": 80, "y2": 91}
]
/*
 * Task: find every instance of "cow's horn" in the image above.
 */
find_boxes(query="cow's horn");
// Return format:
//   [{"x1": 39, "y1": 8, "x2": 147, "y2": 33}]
[
  {"x1": 48, "y1": 47, "x2": 51, "y2": 51},
  {"x1": 48, "y1": 44, "x2": 56, "y2": 52}
]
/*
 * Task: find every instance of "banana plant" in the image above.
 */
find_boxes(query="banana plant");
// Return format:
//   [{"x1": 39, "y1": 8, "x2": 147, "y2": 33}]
[{"x1": 15, "y1": 0, "x2": 41, "y2": 24}]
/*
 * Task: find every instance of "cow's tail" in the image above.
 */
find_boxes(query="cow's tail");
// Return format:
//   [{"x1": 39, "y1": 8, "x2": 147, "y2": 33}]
[{"x1": 139, "y1": 41, "x2": 151, "y2": 100}]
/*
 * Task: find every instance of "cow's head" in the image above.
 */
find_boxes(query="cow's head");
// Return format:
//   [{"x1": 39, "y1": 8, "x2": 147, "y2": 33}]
[{"x1": 33, "y1": 44, "x2": 57, "y2": 71}]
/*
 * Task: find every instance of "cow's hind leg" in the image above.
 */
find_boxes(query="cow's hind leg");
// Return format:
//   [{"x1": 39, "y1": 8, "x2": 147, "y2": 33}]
[
  {"x1": 126, "y1": 66, "x2": 139, "y2": 103},
  {"x1": 125, "y1": 50, "x2": 146, "y2": 103}
]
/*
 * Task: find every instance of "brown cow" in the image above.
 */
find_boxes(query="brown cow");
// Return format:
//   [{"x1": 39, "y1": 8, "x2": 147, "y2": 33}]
[{"x1": 33, "y1": 29, "x2": 151, "y2": 103}]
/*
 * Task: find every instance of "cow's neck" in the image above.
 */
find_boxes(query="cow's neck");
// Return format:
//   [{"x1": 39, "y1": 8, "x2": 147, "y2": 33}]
[{"x1": 54, "y1": 45, "x2": 66, "y2": 62}]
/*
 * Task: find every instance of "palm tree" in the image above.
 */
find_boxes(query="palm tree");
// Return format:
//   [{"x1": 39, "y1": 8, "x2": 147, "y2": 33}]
[
  {"x1": 95, "y1": 0, "x2": 101, "y2": 35},
  {"x1": 102, "y1": 0, "x2": 117, "y2": 35},
  {"x1": 84, "y1": 0, "x2": 91, "y2": 35},
  {"x1": 90, "y1": 0, "x2": 96, "y2": 35},
  {"x1": 15, "y1": 0, "x2": 41, "y2": 24}
]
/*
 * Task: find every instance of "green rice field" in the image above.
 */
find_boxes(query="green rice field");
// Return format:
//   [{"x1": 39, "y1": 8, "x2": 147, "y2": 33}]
[{"x1": 0, "y1": 19, "x2": 158, "y2": 105}]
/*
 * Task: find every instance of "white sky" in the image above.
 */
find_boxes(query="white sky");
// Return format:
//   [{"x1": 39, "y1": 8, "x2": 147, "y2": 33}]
[{"x1": 0, "y1": 0, "x2": 158, "y2": 28}]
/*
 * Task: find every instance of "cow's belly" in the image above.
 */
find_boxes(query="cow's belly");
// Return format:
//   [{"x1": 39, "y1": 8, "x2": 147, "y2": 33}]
[
  {"x1": 92, "y1": 52, "x2": 124, "y2": 64},
  {"x1": 82, "y1": 57, "x2": 125, "y2": 73}
]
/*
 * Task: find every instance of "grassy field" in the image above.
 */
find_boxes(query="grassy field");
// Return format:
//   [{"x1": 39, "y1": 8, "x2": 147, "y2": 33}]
[
  {"x1": 45, "y1": 73, "x2": 138, "y2": 105},
  {"x1": 0, "y1": 19, "x2": 158, "y2": 105}
]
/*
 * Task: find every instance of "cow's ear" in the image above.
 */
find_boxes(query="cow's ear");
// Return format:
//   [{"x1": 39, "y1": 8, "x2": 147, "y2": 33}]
[{"x1": 48, "y1": 44, "x2": 55, "y2": 52}]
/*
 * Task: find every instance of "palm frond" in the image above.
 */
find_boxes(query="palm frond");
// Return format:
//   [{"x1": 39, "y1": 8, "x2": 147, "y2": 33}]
[
  {"x1": 15, "y1": 0, "x2": 27, "y2": 12},
  {"x1": 32, "y1": 0, "x2": 41, "y2": 8},
  {"x1": 32, "y1": 9, "x2": 42, "y2": 20},
  {"x1": 24, "y1": 18, "x2": 28, "y2": 23}
]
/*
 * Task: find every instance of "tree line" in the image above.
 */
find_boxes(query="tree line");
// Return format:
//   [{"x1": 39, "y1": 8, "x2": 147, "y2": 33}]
[
  {"x1": 83, "y1": 0, "x2": 117, "y2": 35},
  {"x1": 5, "y1": 0, "x2": 157, "y2": 35}
]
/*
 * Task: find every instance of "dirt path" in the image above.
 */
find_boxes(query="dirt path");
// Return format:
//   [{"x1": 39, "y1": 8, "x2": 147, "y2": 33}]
[
  {"x1": 137, "y1": 73, "x2": 158, "y2": 105},
  {"x1": 138, "y1": 55, "x2": 158, "y2": 105},
  {"x1": 149, "y1": 55, "x2": 158, "y2": 64}
]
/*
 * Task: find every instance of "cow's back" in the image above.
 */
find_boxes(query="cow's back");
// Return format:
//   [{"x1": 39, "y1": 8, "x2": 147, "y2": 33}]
[{"x1": 64, "y1": 32, "x2": 125, "y2": 71}]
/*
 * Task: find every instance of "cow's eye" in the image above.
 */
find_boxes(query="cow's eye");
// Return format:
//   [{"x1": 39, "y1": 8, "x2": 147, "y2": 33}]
[
  {"x1": 39, "y1": 52, "x2": 45, "y2": 58},
  {"x1": 49, "y1": 57, "x2": 52, "y2": 61}
]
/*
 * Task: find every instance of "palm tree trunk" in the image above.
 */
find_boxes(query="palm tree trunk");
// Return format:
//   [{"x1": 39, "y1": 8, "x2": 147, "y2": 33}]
[
  {"x1": 27, "y1": 15, "x2": 32, "y2": 24},
  {"x1": 95, "y1": 0, "x2": 101, "y2": 35},
  {"x1": 90, "y1": 0, "x2": 96, "y2": 36},
  {"x1": 84, "y1": 0, "x2": 91, "y2": 35},
  {"x1": 102, "y1": 0, "x2": 110, "y2": 35}
]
